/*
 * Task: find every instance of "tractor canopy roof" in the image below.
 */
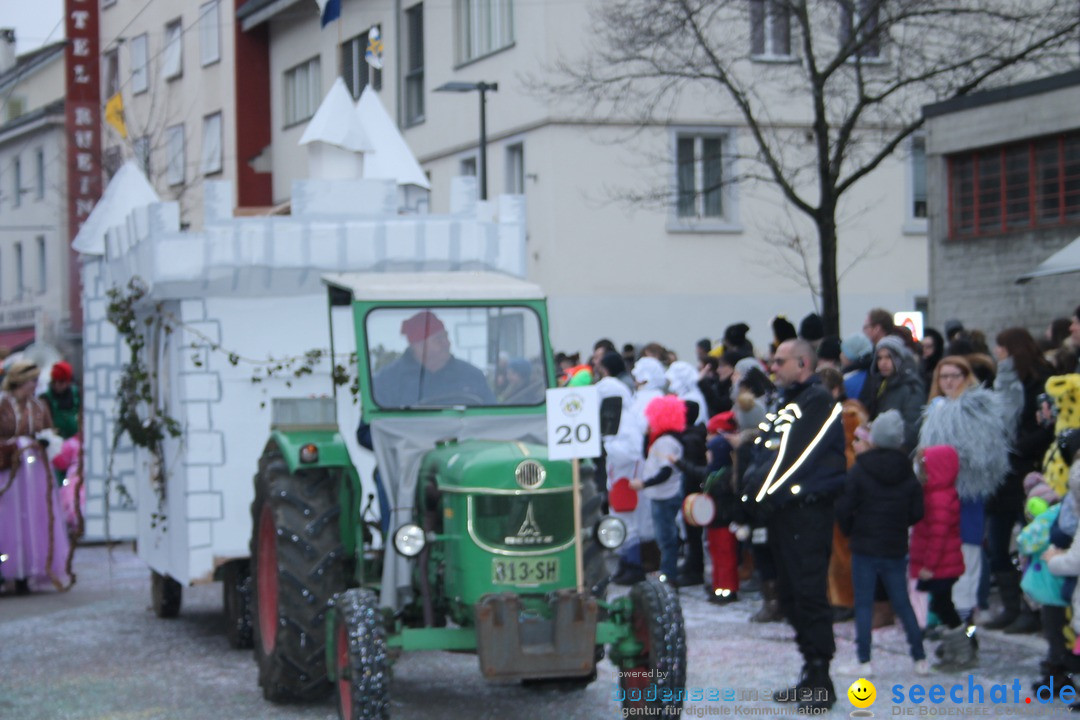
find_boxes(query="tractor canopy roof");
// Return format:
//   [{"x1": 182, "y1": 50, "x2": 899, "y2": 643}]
[{"x1": 321, "y1": 271, "x2": 545, "y2": 303}]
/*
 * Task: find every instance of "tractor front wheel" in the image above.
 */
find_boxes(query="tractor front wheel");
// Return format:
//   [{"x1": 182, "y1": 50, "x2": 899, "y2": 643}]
[
  {"x1": 332, "y1": 588, "x2": 390, "y2": 720},
  {"x1": 618, "y1": 577, "x2": 687, "y2": 716},
  {"x1": 250, "y1": 445, "x2": 346, "y2": 702}
]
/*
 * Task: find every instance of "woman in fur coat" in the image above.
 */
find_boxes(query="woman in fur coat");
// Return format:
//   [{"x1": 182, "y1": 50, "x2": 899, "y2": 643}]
[{"x1": 917, "y1": 355, "x2": 1012, "y2": 667}]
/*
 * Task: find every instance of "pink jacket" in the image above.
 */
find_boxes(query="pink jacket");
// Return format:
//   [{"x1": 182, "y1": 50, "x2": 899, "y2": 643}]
[{"x1": 909, "y1": 445, "x2": 964, "y2": 580}]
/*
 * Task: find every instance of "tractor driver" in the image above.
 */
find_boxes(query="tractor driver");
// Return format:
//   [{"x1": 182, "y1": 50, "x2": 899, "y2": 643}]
[{"x1": 372, "y1": 310, "x2": 496, "y2": 408}]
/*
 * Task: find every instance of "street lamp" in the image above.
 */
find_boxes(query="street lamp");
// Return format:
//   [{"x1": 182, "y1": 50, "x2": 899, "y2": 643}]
[{"x1": 434, "y1": 81, "x2": 498, "y2": 200}]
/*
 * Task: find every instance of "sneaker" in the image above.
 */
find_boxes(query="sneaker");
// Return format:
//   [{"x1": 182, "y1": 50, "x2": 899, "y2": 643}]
[
  {"x1": 915, "y1": 659, "x2": 930, "y2": 676},
  {"x1": 838, "y1": 661, "x2": 873, "y2": 678}
]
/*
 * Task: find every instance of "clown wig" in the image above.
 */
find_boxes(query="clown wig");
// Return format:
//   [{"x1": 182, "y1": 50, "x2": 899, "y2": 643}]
[{"x1": 644, "y1": 394, "x2": 687, "y2": 448}]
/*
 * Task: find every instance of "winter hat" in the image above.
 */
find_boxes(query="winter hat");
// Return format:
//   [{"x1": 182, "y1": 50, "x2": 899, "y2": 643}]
[
  {"x1": 724, "y1": 323, "x2": 750, "y2": 348},
  {"x1": 1023, "y1": 471, "x2": 1060, "y2": 505},
  {"x1": 841, "y1": 333, "x2": 872, "y2": 361},
  {"x1": 632, "y1": 357, "x2": 666, "y2": 390},
  {"x1": 869, "y1": 409, "x2": 905, "y2": 450},
  {"x1": 707, "y1": 411, "x2": 736, "y2": 435},
  {"x1": 665, "y1": 361, "x2": 699, "y2": 397},
  {"x1": 401, "y1": 311, "x2": 446, "y2": 344},
  {"x1": 944, "y1": 319, "x2": 965, "y2": 339},
  {"x1": 734, "y1": 392, "x2": 767, "y2": 431},
  {"x1": 599, "y1": 350, "x2": 626, "y2": 379},
  {"x1": 799, "y1": 313, "x2": 825, "y2": 342},
  {"x1": 734, "y1": 356, "x2": 763, "y2": 378},
  {"x1": 51, "y1": 361, "x2": 73, "y2": 383},
  {"x1": 508, "y1": 358, "x2": 532, "y2": 380},
  {"x1": 818, "y1": 336, "x2": 842, "y2": 362},
  {"x1": 697, "y1": 338, "x2": 713, "y2": 355},
  {"x1": 772, "y1": 315, "x2": 797, "y2": 345}
]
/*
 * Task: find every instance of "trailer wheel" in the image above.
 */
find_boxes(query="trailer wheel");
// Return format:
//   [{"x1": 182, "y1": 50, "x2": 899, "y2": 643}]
[
  {"x1": 250, "y1": 445, "x2": 346, "y2": 702},
  {"x1": 618, "y1": 577, "x2": 687, "y2": 716},
  {"x1": 332, "y1": 589, "x2": 390, "y2": 720},
  {"x1": 223, "y1": 561, "x2": 254, "y2": 649},
  {"x1": 151, "y1": 570, "x2": 182, "y2": 618}
]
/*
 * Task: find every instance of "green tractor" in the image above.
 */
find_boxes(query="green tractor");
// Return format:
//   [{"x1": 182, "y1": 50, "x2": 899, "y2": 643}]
[{"x1": 248, "y1": 271, "x2": 687, "y2": 718}]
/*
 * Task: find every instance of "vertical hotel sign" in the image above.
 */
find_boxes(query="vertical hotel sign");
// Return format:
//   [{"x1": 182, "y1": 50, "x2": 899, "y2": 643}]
[{"x1": 64, "y1": 0, "x2": 101, "y2": 333}]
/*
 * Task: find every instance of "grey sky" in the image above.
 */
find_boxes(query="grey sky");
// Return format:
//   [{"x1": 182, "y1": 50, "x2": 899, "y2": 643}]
[{"x1": 5, "y1": 0, "x2": 66, "y2": 55}]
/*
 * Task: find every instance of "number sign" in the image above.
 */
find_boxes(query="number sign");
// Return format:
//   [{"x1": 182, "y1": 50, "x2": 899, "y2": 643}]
[{"x1": 545, "y1": 386, "x2": 601, "y2": 460}]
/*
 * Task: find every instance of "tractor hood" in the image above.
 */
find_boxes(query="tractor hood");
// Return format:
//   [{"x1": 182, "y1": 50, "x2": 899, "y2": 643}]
[
  {"x1": 370, "y1": 413, "x2": 546, "y2": 609},
  {"x1": 420, "y1": 439, "x2": 569, "y2": 494}
]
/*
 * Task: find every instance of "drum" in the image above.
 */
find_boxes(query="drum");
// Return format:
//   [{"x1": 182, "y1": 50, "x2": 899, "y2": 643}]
[{"x1": 682, "y1": 492, "x2": 716, "y2": 527}]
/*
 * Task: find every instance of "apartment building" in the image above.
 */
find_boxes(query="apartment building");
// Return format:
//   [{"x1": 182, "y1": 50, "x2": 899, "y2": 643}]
[
  {"x1": 234, "y1": 0, "x2": 931, "y2": 355},
  {"x1": 924, "y1": 71, "x2": 1080, "y2": 333},
  {"x1": 97, "y1": 0, "x2": 272, "y2": 228},
  {"x1": 0, "y1": 30, "x2": 73, "y2": 354}
]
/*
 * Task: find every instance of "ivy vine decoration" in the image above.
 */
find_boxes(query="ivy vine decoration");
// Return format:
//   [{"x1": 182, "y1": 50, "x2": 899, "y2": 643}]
[{"x1": 105, "y1": 278, "x2": 182, "y2": 529}]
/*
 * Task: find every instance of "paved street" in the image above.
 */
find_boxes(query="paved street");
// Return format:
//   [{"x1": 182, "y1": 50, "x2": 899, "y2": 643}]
[{"x1": 0, "y1": 544, "x2": 1066, "y2": 719}]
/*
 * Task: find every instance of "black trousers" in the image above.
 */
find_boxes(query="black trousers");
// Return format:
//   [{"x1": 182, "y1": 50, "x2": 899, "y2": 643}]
[{"x1": 767, "y1": 500, "x2": 836, "y2": 662}]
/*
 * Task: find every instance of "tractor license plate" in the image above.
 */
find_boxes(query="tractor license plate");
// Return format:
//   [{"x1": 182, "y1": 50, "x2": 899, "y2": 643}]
[{"x1": 492, "y1": 558, "x2": 559, "y2": 586}]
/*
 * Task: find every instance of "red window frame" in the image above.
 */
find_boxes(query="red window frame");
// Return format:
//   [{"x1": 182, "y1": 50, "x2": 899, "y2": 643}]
[{"x1": 947, "y1": 131, "x2": 1080, "y2": 239}]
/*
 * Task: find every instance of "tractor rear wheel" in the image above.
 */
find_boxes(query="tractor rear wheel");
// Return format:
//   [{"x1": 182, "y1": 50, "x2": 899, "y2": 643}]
[{"x1": 250, "y1": 445, "x2": 346, "y2": 702}]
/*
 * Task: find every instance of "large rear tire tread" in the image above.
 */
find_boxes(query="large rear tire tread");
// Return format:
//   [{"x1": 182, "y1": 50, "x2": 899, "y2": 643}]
[
  {"x1": 223, "y1": 561, "x2": 254, "y2": 649},
  {"x1": 333, "y1": 588, "x2": 391, "y2": 720},
  {"x1": 619, "y1": 577, "x2": 687, "y2": 715},
  {"x1": 579, "y1": 479, "x2": 607, "y2": 595},
  {"x1": 251, "y1": 446, "x2": 346, "y2": 702}
]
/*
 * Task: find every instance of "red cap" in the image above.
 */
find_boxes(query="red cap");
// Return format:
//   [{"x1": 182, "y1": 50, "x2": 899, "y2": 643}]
[
  {"x1": 707, "y1": 411, "x2": 736, "y2": 435},
  {"x1": 51, "y1": 361, "x2": 73, "y2": 383},
  {"x1": 401, "y1": 311, "x2": 446, "y2": 344},
  {"x1": 608, "y1": 477, "x2": 638, "y2": 513}
]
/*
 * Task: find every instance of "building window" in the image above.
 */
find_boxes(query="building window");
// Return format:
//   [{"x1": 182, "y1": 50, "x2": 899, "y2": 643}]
[
  {"x1": 839, "y1": 0, "x2": 881, "y2": 60},
  {"x1": 36, "y1": 236, "x2": 45, "y2": 293},
  {"x1": 201, "y1": 112, "x2": 223, "y2": 175},
  {"x1": 460, "y1": 156, "x2": 477, "y2": 177},
  {"x1": 674, "y1": 132, "x2": 729, "y2": 221},
  {"x1": 200, "y1": 1, "x2": 220, "y2": 66},
  {"x1": 404, "y1": 5, "x2": 424, "y2": 125},
  {"x1": 910, "y1": 134, "x2": 927, "y2": 220},
  {"x1": 35, "y1": 148, "x2": 44, "y2": 200},
  {"x1": 166, "y1": 124, "x2": 186, "y2": 186},
  {"x1": 164, "y1": 19, "x2": 183, "y2": 79},
  {"x1": 13, "y1": 156, "x2": 21, "y2": 208},
  {"x1": 131, "y1": 33, "x2": 149, "y2": 93},
  {"x1": 342, "y1": 29, "x2": 383, "y2": 99},
  {"x1": 948, "y1": 132, "x2": 1080, "y2": 238},
  {"x1": 103, "y1": 49, "x2": 120, "y2": 96},
  {"x1": 750, "y1": 0, "x2": 791, "y2": 58},
  {"x1": 505, "y1": 143, "x2": 524, "y2": 194},
  {"x1": 103, "y1": 146, "x2": 123, "y2": 180},
  {"x1": 284, "y1": 57, "x2": 321, "y2": 126},
  {"x1": 133, "y1": 136, "x2": 151, "y2": 176},
  {"x1": 15, "y1": 242, "x2": 24, "y2": 298},
  {"x1": 456, "y1": 0, "x2": 513, "y2": 64}
]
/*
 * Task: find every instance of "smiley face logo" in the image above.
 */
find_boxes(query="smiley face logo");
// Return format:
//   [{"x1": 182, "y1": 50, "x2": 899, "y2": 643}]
[{"x1": 848, "y1": 678, "x2": 876, "y2": 708}]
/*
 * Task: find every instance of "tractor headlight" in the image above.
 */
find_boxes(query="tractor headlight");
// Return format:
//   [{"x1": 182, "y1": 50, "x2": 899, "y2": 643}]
[
  {"x1": 299, "y1": 443, "x2": 319, "y2": 464},
  {"x1": 594, "y1": 516, "x2": 627, "y2": 549},
  {"x1": 393, "y1": 524, "x2": 427, "y2": 557}
]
